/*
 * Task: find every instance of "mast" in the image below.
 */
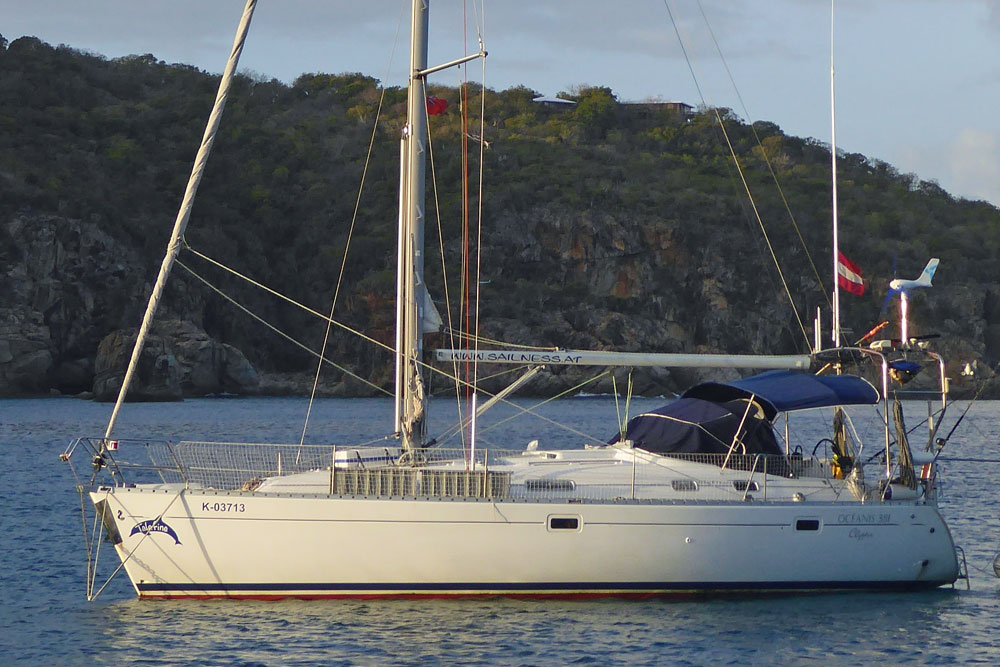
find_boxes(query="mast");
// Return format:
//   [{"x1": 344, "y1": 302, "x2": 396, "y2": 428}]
[
  {"x1": 396, "y1": 0, "x2": 430, "y2": 451},
  {"x1": 829, "y1": 0, "x2": 841, "y2": 348}
]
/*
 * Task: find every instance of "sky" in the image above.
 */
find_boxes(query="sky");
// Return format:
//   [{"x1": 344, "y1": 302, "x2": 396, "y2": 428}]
[{"x1": 3, "y1": 0, "x2": 999, "y2": 206}]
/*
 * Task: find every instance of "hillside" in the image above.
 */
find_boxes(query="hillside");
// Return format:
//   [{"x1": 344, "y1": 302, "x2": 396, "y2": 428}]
[{"x1": 2, "y1": 35, "x2": 999, "y2": 399}]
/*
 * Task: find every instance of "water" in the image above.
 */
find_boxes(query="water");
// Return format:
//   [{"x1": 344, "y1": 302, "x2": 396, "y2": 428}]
[{"x1": 3, "y1": 396, "x2": 999, "y2": 665}]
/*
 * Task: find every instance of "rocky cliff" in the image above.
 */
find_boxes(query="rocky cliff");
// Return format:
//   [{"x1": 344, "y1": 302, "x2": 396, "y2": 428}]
[
  {"x1": 0, "y1": 213, "x2": 260, "y2": 399},
  {"x1": 2, "y1": 205, "x2": 994, "y2": 400},
  {"x1": 93, "y1": 320, "x2": 259, "y2": 401},
  {"x1": 1, "y1": 212, "x2": 145, "y2": 396}
]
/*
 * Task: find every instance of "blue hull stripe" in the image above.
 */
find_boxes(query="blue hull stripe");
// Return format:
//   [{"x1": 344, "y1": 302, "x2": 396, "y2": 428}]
[{"x1": 137, "y1": 580, "x2": 947, "y2": 594}]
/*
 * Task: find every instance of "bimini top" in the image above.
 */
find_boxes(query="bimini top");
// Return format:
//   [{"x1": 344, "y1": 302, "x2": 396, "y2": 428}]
[{"x1": 681, "y1": 370, "x2": 880, "y2": 420}]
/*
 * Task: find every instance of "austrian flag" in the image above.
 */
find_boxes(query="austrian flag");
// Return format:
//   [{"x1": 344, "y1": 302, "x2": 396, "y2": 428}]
[{"x1": 837, "y1": 252, "x2": 866, "y2": 296}]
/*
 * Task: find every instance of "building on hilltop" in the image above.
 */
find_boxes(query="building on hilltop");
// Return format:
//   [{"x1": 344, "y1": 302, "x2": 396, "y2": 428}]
[
  {"x1": 622, "y1": 100, "x2": 694, "y2": 119},
  {"x1": 532, "y1": 95, "x2": 576, "y2": 108}
]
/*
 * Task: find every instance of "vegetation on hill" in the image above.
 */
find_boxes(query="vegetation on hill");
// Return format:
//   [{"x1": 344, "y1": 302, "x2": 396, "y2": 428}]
[{"x1": 1, "y1": 35, "x2": 998, "y2": 396}]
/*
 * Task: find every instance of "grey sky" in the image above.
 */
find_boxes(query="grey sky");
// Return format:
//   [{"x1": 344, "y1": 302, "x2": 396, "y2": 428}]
[{"x1": 3, "y1": 0, "x2": 998, "y2": 205}]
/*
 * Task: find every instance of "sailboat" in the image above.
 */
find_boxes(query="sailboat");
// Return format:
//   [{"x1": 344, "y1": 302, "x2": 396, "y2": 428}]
[{"x1": 62, "y1": 0, "x2": 962, "y2": 600}]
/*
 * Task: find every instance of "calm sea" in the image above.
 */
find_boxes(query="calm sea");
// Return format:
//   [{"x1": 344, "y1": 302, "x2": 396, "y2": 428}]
[{"x1": 2, "y1": 396, "x2": 999, "y2": 665}]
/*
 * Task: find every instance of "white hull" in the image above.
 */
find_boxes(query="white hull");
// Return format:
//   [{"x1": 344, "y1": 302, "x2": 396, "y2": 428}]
[{"x1": 94, "y1": 486, "x2": 958, "y2": 599}]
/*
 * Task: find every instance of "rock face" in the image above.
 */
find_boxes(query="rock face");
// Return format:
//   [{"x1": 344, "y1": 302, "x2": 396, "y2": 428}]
[
  {"x1": 93, "y1": 328, "x2": 182, "y2": 402},
  {"x1": 2, "y1": 208, "x2": 999, "y2": 400},
  {"x1": 0, "y1": 309, "x2": 53, "y2": 395},
  {"x1": 0, "y1": 211, "x2": 264, "y2": 399},
  {"x1": 0, "y1": 212, "x2": 145, "y2": 396},
  {"x1": 93, "y1": 320, "x2": 259, "y2": 401}
]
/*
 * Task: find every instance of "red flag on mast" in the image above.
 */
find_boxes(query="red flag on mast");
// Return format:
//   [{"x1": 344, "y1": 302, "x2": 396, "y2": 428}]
[
  {"x1": 837, "y1": 252, "x2": 866, "y2": 296},
  {"x1": 426, "y1": 96, "x2": 449, "y2": 116}
]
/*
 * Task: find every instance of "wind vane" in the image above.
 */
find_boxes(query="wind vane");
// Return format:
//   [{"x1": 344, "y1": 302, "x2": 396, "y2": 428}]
[{"x1": 888, "y1": 258, "x2": 939, "y2": 346}]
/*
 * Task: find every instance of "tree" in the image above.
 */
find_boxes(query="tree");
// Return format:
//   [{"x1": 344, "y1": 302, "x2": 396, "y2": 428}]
[{"x1": 573, "y1": 86, "x2": 618, "y2": 138}]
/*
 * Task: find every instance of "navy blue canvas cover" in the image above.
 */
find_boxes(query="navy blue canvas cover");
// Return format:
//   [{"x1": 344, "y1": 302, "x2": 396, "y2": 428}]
[
  {"x1": 611, "y1": 397, "x2": 782, "y2": 456},
  {"x1": 681, "y1": 370, "x2": 879, "y2": 420}
]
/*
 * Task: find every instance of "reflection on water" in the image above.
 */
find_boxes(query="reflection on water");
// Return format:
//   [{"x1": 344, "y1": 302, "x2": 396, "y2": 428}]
[
  {"x1": 87, "y1": 590, "x2": 995, "y2": 666},
  {"x1": 3, "y1": 397, "x2": 1000, "y2": 665}
]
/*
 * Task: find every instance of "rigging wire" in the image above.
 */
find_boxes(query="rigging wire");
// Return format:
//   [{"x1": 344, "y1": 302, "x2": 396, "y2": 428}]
[
  {"x1": 421, "y1": 0, "x2": 492, "y2": 457},
  {"x1": 425, "y1": 103, "x2": 467, "y2": 446},
  {"x1": 662, "y1": 0, "x2": 811, "y2": 348},
  {"x1": 472, "y1": 3, "x2": 489, "y2": 454},
  {"x1": 461, "y1": 2, "x2": 474, "y2": 456},
  {"x1": 181, "y1": 242, "x2": 392, "y2": 354},
  {"x1": 453, "y1": 370, "x2": 614, "y2": 446},
  {"x1": 176, "y1": 259, "x2": 392, "y2": 396},
  {"x1": 299, "y1": 0, "x2": 410, "y2": 445},
  {"x1": 613, "y1": 375, "x2": 624, "y2": 440},
  {"x1": 935, "y1": 368, "x2": 996, "y2": 448},
  {"x1": 441, "y1": 327, "x2": 558, "y2": 351},
  {"x1": 180, "y1": 243, "x2": 556, "y2": 422},
  {"x1": 694, "y1": 0, "x2": 830, "y2": 310},
  {"x1": 423, "y1": 40, "x2": 468, "y2": 449},
  {"x1": 182, "y1": 242, "x2": 583, "y2": 449}
]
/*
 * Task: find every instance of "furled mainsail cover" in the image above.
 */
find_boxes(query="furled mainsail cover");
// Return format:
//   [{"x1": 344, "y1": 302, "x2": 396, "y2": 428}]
[{"x1": 611, "y1": 397, "x2": 782, "y2": 456}]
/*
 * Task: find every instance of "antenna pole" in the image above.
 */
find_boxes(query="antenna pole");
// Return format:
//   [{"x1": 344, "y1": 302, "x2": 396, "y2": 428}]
[{"x1": 830, "y1": 0, "x2": 841, "y2": 348}]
